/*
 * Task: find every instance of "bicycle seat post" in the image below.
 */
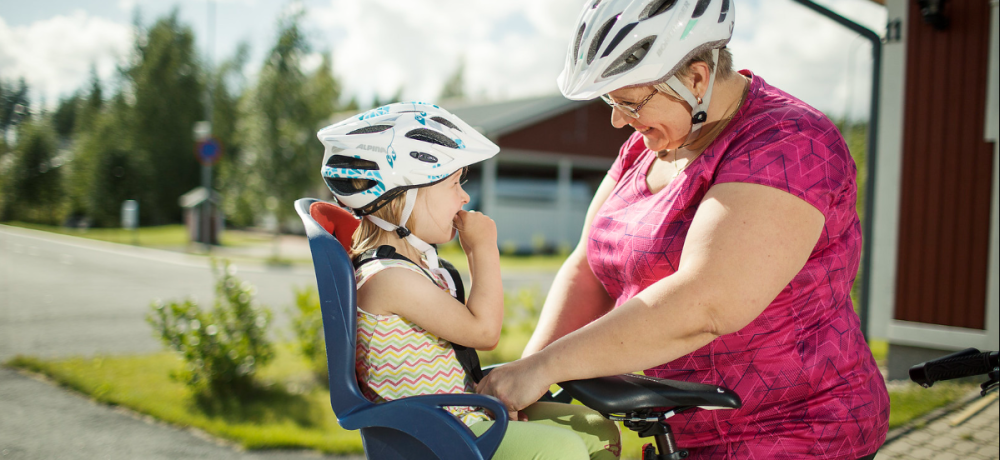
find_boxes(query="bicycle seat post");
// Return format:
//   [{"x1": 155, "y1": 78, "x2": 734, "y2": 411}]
[{"x1": 621, "y1": 411, "x2": 690, "y2": 460}]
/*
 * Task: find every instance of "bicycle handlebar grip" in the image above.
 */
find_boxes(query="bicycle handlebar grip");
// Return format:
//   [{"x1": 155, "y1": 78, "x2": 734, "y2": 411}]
[{"x1": 909, "y1": 348, "x2": 999, "y2": 388}]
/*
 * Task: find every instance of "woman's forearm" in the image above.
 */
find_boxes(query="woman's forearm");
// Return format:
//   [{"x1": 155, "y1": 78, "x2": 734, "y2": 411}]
[
  {"x1": 522, "y1": 248, "x2": 614, "y2": 357},
  {"x1": 533, "y1": 271, "x2": 722, "y2": 382}
]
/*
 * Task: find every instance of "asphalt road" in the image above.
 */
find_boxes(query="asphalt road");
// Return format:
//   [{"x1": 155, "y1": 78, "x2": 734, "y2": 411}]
[
  {"x1": 0, "y1": 226, "x2": 322, "y2": 361},
  {"x1": 0, "y1": 225, "x2": 354, "y2": 460}
]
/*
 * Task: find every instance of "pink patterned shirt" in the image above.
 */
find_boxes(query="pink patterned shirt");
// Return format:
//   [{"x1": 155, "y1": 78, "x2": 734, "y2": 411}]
[{"x1": 587, "y1": 71, "x2": 889, "y2": 459}]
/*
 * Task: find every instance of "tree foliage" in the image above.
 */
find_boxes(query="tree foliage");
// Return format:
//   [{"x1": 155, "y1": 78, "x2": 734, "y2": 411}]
[
  {"x1": 73, "y1": 96, "x2": 149, "y2": 227},
  {"x1": 125, "y1": 10, "x2": 204, "y2": 224},
  {"x1": 1, "y1": 120, "x2": 64, "y2": 224},
  {"x1": 233, "y1": 11, "x2": 340, "y2": 236},
  {"x1": 3, "y1": 6, "x2": 351, "y2": 232},
  {"x1": 1, "y1": 78, "x2": 31, "y2": 136}
]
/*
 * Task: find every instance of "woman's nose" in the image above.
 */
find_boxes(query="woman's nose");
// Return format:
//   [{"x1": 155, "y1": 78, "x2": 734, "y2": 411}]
[
  {"x1": 460, "y1": 187, "x2": 470, "y2": 205},
  {"x1": 610, "y1": 108, "x2": 630, "y2": 129}
]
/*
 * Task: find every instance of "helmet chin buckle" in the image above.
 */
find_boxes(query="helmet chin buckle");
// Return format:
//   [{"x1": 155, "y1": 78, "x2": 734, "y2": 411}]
[
  {"x1": 395, "y1": 227, "x2": 412, "y2": 238},
  {"x1": 692, "y1": 111, "x2": 707, "y2": 124}
]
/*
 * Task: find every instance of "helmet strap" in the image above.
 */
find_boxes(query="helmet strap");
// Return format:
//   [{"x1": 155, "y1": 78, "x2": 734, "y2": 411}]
[
  {"x1": 364, "y1": 188, "x2": 446, "y2": 272},
  {"x1": 664, "y1": 48, "x2": 720, "y2": 142}
]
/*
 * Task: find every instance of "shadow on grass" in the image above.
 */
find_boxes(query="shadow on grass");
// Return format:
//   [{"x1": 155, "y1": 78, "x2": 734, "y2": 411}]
[{"x1": 193, "y1": 383, "x2": 321, "y2": 428}]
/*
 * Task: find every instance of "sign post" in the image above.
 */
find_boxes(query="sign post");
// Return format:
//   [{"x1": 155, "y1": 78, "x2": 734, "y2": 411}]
[{"x1": 193, "y1": 121, "x2": 221, "y2": 248}]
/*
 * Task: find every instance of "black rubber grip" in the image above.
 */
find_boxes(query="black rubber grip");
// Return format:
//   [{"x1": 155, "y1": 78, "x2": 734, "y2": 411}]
[{"x1": 910, "y1": 348, "x2": 999, "y2": 387}]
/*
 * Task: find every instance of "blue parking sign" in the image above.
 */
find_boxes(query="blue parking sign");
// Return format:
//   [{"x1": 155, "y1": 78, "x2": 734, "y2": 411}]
[{"x1": 196, "y1": 137, "x2": 223, "y2": 166}]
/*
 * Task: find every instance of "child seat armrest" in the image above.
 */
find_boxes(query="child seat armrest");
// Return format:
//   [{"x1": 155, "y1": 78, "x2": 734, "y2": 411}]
[{"x1": 402, "y1": 393, "x2": 509, "y2": 459}]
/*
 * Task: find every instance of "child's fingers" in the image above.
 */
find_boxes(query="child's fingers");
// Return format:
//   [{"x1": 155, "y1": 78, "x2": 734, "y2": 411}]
[{"x1": 453, "y1": 210, "x2": 467, "y2": 230}]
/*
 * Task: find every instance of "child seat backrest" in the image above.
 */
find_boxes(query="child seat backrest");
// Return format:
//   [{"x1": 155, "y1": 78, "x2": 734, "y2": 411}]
[
  {"x1": 294, "y1": 199, "x2": 369, "y2": 416},
  {"x1": 295, "y1": 198, "x2": 509, "y2": 460}
]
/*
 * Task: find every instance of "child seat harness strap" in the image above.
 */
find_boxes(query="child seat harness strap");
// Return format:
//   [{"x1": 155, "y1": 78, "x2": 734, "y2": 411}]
[{"x1": 353, "y1": 245, "x2": 484, "y2": 383}]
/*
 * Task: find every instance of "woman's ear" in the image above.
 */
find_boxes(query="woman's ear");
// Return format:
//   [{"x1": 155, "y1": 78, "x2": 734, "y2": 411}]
[{"x1": 687, "y1": 61, "x2": 712, "y2": 100}]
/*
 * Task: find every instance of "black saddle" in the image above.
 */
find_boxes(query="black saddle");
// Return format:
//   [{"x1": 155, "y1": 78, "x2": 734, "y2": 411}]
[{"x1": 559, "y1": 373, "x2": 741, "y2": 415}]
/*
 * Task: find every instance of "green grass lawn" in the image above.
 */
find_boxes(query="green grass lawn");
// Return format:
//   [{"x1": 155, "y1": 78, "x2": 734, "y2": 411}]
[
  {"x1": 6, "y1": 347, "x2": 363, "y2": 454},
  {"x1": 4, "y1": 221, "x2": 272, "y2": 249}
]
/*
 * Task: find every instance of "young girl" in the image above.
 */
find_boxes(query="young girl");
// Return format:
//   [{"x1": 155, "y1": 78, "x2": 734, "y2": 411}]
[{"x1": 318, "y1": 102, "x2": 621, "y2": 460}]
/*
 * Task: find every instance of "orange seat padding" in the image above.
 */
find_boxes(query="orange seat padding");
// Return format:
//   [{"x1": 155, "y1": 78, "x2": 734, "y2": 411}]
[{"x1": 309, "y1": 201, "x2": 360, "y2": 251}]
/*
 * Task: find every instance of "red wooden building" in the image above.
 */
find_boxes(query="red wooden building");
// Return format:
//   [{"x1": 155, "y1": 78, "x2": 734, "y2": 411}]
[{"x1": 869, "y1": 0, "x2": 999, "y2": 378}]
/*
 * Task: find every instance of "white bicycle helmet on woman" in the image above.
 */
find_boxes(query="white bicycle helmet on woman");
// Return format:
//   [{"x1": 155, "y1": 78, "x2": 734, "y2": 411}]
[
  {"x1": 558, "y1": 0, "x2": 735, "y2": 137},
  {"x1": 317, "y1": 102, "x2": 499, "y2": 275}
]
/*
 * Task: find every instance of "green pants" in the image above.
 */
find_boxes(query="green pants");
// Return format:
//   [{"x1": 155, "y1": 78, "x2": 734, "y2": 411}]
[{"x1": 470, "y1": 402, "x2": 621, "y2": 460}]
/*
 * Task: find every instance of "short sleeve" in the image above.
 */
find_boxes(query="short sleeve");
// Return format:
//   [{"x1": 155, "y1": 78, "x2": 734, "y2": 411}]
[
  {"x1": 714, "y1": 115, "x2": 854, "y2": 215},
  {"x1": 608, "y1": 131, "x2": 648, "y2": 182}
]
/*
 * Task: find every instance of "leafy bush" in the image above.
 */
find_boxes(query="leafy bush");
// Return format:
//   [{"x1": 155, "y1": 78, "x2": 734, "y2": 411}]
[
  {"x1": 147, "y1": 259, "x2": 273, "y2": 396},
  {"x1": 288, "y1": 286, "x2": 328, "y2": 387},
  {"x1": 502, "y1": 286, "x2": 542, "y2": 337}
]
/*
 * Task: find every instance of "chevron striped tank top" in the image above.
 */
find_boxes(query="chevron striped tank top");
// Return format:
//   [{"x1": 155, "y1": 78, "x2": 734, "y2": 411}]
[{"x1": 355, "y1": 258, "x2": 490, "y2": 426}]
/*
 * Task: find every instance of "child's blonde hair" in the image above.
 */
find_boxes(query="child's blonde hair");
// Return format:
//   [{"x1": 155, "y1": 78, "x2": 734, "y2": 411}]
[{"x1": 350, "y1": 188, "x2": 418, "y2": 257}]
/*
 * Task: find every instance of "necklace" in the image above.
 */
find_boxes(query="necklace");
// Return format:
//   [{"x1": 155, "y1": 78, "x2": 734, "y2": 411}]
[{"x1": 658, "y1": 78, "x2": 750, "y2": 178}]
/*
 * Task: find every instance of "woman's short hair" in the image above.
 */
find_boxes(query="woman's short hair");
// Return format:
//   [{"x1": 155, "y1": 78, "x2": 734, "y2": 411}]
[{"x1": 654, "y1": 47, "x2": 734, "y2": 100}]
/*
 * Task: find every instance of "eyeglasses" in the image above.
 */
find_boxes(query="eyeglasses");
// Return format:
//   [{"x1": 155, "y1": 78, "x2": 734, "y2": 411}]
[{"x1": 601, "y1": 89, "x2": 658, "y2": 119}]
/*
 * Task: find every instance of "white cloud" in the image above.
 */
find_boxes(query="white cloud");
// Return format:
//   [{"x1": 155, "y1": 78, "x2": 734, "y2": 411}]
[
  {"x1": 308, "y1": 0, "x2": 582, "y2": 104},
  {"x1": 307, "y1": 0, "x2": 885, "y2": 118},
  {"x1": 0, "y1": 11, "x2": 132, "y2": 107},
  {"x1": 4, "y1": 0, "x2": 886, "y2": 119}
]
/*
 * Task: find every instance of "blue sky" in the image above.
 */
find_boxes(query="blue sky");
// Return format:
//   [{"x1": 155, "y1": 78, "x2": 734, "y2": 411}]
[{"x1": 0, "y1": 0, "x2": 885, "y2": 119}]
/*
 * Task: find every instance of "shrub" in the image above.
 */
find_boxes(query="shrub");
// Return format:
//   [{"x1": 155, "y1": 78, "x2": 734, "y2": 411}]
[
  {"x1": 147, "y1": 259, "x2": 273, "y2": 396},
  {"x1": 288, "y1": 286, "x2": 328, "y2": 387},
  {"x1": 502, "y1": 286, "x2": 542, "y2": 337}
]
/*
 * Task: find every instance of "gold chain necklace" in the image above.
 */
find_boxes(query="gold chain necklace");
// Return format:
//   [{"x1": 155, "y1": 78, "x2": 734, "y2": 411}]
[{"x1": 659, "y1": 78, "x2": 750, "y2": 178}]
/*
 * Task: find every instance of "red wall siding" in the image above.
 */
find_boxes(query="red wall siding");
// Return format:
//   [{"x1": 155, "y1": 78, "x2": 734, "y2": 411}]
[
  {"x1": 498, "y1": 101, "x2": 632, "y2": 158},
  {"x1": 894, "y1": 0, "x2": 994, "y2": 329}
]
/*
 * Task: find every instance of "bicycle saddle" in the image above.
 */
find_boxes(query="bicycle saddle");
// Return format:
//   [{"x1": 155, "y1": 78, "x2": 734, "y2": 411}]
[{"x1": 559, "y1": 374, "x2": 741, "y2": 415}]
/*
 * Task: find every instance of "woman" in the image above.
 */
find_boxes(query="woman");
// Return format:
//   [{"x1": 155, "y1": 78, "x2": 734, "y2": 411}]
[{"x1": 477, "y1": 0, "x2": 889, "y2": 458}]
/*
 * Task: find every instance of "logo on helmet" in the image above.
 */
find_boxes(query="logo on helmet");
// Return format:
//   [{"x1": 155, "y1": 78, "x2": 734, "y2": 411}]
[{"x1": 357, "y1": 144, "x2": 387, "y2": 153}]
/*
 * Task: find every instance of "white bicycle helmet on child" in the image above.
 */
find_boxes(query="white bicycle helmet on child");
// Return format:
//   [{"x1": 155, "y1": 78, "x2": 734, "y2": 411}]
[
  {"x1": 558, "y1": 0, "x2": 735, "y2": 137},
  {"x1": 317, "y1": 102, "x2": 499, "y2": 279}
]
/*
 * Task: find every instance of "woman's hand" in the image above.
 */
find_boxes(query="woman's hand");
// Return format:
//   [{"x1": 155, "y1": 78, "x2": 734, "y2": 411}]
[
  {"x1": 476, "y1": 355, "x2": 552, "y2": 420},
  {"x1": 454, "y1": 210, "x2": 497, "y2": 255}
]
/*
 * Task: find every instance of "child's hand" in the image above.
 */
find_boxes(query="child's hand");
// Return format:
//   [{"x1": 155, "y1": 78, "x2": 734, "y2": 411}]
[{"x1": 454, "y1": 210, "x2": 497, "y2": 254}]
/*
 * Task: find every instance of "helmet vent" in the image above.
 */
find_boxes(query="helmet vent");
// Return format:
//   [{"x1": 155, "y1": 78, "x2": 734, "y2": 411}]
[
  {"x1": 590, "y1": 0, "x2": 602, "y2": 9},
  {"x1": 587, "y1": 15, "x2": 618, "y2": 65},
  {"x1": 323, "y1": 156, "x2": 379, "y2": 196},
  {"x1": 601, "y1": 22, "x2": 638, "y2": 58},
  {"x1": 718, "y1": 0, "x2": 730, "y2": 23},
  {"x1": 640, "y1": 0, "x2": 678, "y2": 20},
  {"x1": 347, "y1": 125, "x2": 393, "y2": 135},
  {"x1": 691, "y1": 0, "x2": 711, "y2": 19},
  {"x1": 405, "y1": 128, "x2": 459, "y2": 149},
  {"x1": 410, "y1": 151, "x2": 439, "y2": 163},
  {"x1": 325, "y1": 177, "x2": 377, "y2": 195},
  {"x1": 430, "y1": 116, "x2": 461, "y2": 132},
  {"x1": 573, "y1": 23, "x2": 586, "y2": 63},
  {"x1": 601, "y1": 37, "x2": 654, "y2": 79},
  {"x1": 326, "y1": 154, "x2": 378, "y2": 170}
]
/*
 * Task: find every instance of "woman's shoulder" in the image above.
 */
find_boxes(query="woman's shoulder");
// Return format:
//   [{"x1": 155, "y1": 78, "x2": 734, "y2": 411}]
[
  {"x1": 706, "y1": 72, "x2": 857, "y2": 215},
  {"x1": 738, "y1": 72, "x2": 843, "y2": 145}
]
